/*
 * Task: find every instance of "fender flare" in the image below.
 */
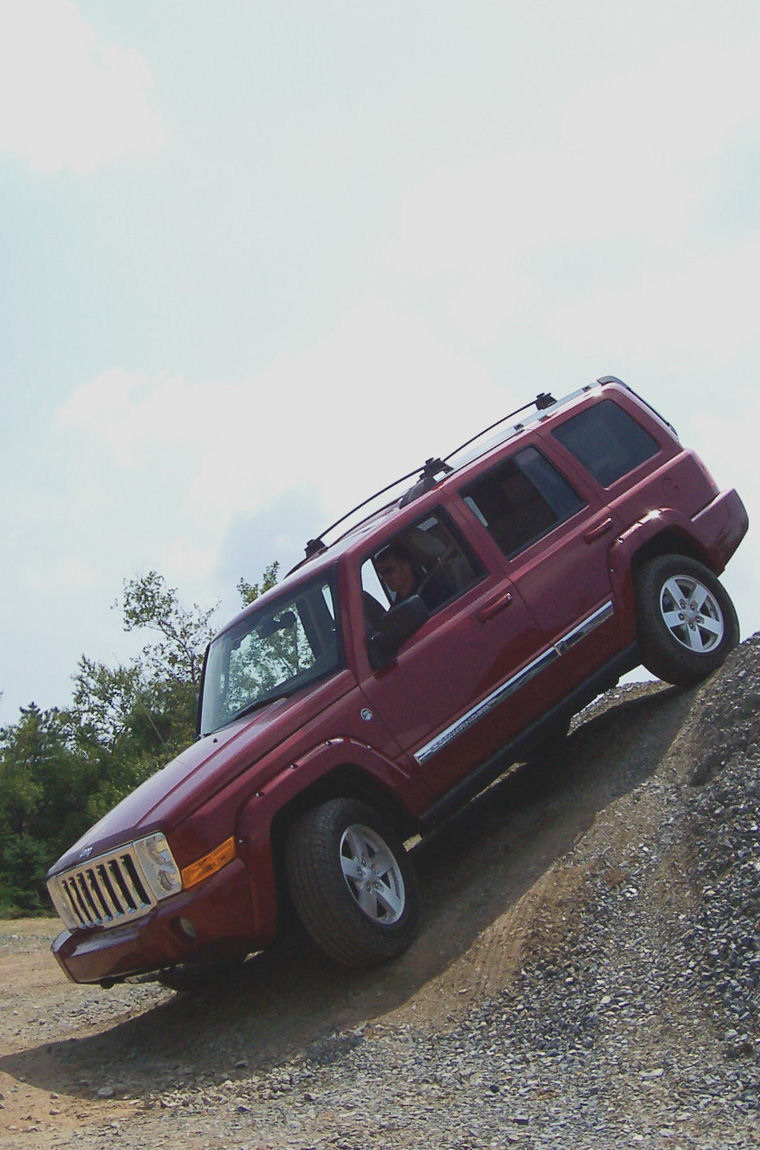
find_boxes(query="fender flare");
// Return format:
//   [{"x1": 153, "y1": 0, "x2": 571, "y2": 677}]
[
  {"x1": 235, "y1": 738, "x2": 426, "y2": 943},
  {"x1": 607, "y1": 508, "x2": 704, "y2": 640}
]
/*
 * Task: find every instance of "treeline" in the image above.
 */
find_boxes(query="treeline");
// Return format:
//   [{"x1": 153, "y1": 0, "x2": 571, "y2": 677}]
[{"x1": 0, "y1": 565, "x2": 278, "y2": 917}]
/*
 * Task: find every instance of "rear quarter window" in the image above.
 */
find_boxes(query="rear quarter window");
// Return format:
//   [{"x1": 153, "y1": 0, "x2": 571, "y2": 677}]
[{"x1": 552, "y1": 399, "x2": 660, "y2": 487}]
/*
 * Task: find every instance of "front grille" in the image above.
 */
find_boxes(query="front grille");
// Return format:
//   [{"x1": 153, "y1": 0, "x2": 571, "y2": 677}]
[{"x1": 48, "y1": 846, "x2": 157, "y2": 931}]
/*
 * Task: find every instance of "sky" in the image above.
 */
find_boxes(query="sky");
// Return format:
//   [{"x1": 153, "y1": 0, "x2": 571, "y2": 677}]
[{"x1": 1, "y1": 0, "x2": 758, "y2": 723}]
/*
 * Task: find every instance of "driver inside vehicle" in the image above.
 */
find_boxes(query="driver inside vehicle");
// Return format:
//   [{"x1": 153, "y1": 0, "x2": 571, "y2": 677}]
[{"x1": 375, "y1": 542, "x2": 451, "y2": 611}]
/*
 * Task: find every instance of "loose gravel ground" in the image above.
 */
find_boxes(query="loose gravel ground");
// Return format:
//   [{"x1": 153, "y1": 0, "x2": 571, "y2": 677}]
[{"x1": 1, "y1": 637, "x2": 759, "y2": 1149}]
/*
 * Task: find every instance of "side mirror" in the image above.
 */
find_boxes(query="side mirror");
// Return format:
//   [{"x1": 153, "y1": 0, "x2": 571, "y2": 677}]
[{"x1": 368, "y1": 595, "x2": 430, "y2": 668}]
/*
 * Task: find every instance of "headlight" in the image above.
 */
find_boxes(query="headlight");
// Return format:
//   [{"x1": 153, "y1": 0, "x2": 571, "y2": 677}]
[{"x1": 133, "y1": 832, "x2": 182, "y2": 900}]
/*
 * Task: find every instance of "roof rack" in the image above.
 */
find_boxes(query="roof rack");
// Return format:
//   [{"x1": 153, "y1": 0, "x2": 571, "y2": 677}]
[
  {"x1": 302, "y1": 464, "x2": 425, "y2": 560},
  {"x1": 441, "y1": 390, "x2": 556, "y2": 467},
  {"x1": 294, "y1": 384, "x2": 601, "y2": 570}
]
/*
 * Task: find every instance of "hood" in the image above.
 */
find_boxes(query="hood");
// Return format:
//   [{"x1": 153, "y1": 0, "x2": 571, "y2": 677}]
[{"x1": 50, "y1": 671, "x2": 355, "y2": 874}]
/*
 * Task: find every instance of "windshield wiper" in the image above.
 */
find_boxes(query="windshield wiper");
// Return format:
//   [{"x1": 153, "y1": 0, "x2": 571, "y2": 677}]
[{"x1": 229, "y1": 691, "x2": 291, "y2": 724}]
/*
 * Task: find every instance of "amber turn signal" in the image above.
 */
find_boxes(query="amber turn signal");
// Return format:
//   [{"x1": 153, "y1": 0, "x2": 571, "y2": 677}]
[{"x1": 181, "y1": 836, "x2": 236, "y2": 889}]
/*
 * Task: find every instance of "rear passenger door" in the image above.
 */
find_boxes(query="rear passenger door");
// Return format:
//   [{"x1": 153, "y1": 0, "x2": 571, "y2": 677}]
[{"x1": 460, "y1": 441, "x2": 622, "y2": 696}]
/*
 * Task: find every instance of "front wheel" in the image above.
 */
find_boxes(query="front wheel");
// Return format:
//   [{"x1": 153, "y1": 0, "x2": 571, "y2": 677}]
[
  {"x1": 635, "y1": 555, "x2": 739, "y2": 685},
  {"x1": 285, "y1": 798, "x2": 421, "y2": 968}
]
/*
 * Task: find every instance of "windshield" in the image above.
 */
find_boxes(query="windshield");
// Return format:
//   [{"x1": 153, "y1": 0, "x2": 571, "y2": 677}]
[{"x1": 199, "y1": 575, "x2": 342, "y2": 735}]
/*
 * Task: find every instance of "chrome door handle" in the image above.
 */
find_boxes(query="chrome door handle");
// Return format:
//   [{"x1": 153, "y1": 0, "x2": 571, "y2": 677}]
[
  {"x1": 478, "y1": 591, "x2": 513, "y2": 621},
  {"x1": 583, "y1": 517, "x2": 614, "y2": 544}
]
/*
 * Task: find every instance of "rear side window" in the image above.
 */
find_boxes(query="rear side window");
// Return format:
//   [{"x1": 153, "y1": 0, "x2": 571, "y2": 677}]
[
  {"x1": 552, "y1": 400, "x2": 659, "y2": 486},
  {"x1": 463, "y1": 446, "x2": 585, "y2": 559}
]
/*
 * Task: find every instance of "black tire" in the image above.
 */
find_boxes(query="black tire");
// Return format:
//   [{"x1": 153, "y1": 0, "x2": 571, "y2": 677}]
[
  {"x1": 285, "y1": 798, "x2": 420, "y2": 968},
  {"x1": 635, "y1": 555, "x2": 739, "y2": 686}
]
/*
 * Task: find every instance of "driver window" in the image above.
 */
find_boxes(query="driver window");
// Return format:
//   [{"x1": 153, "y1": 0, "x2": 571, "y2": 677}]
[{"x1": 361, "y1": 513, "x2": 482, "y2": 626}]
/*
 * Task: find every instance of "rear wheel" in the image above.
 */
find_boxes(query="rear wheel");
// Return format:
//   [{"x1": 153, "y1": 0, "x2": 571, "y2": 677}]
[
  {"x1": 635, "y1": 555, "x2": 739, "y2": 685},
  {"x1": 285, "y1": 798, "x2": 420, "y2": 968}
]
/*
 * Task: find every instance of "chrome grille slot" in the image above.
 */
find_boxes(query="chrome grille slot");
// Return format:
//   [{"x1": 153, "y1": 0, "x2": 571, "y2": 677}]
[
  {"x1": 122, "y1": 854, "x2": 150, "y2": 907},
  {"x1": 48, "y1": 845, "x2": 158, "y2": 932},
  {"x1": 97, "y1": 860, "x2": 125, "y2": 916},
  {"x1": 74, "y1": 872, "x2": 98, "y2": 923}
]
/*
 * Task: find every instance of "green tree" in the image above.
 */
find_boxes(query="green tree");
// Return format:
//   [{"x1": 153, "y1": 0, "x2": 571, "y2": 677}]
[
  {"x1": 237, "y1": 560, "x2": 280, "y2": 606},
  {"x1": 2, "y1": 835, "x2": 51, "y2": 913},
  {"x1": 0, "y1": 705, "x2": 88, "y2": 913},
  {"x1": 67, "y1": 572, "x2": 220, "y2": 787},
  {"x1": 0, "y1": 565, "x2": 278, "y2": 918},
  {"x1": 72, "y1": 655, "x2": 146, "y2": 751},
  {"x1": 120, "y1": 570, "x2": 217, "y2": 687}
]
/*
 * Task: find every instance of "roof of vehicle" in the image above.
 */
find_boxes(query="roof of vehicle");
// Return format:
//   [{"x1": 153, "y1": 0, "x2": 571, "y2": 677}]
[
  {"x1": 288, "y1": 376, "x2": 629, "y2": 571},
  {"x1": 220, "y1": 375, "x2": 671, "y2": 627}
]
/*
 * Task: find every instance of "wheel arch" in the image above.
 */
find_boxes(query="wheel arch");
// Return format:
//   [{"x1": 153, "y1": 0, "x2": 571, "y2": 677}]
[
  {"x1": 242, "y1": 759, "x2": 420, "y2": 938},
  {"x1": 270, "y1": 765, "x2": 417, "y2": 896},
  {"x1": 610, "y1": 516, "x2": 717, "y2": 643},
  {"x1": 282, "y1": 782, "x2": 422, "y2": 966},
  {"x1": 628, "y1": 526, "x2": 713, "y2": 576}
]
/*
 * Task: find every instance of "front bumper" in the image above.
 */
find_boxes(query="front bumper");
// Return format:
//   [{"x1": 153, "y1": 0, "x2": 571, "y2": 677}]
[{"x1": 51, "y1": 858, "x2": 256, "y2": 985}]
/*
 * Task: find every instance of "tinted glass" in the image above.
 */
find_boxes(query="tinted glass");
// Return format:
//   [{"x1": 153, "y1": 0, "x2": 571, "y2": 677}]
[
  {"x1": 464, "y1": 446, "x2": 584, "y2": 559},
  {"x1": 552, "y1": 400, "x2": 659, "y2": 486}
]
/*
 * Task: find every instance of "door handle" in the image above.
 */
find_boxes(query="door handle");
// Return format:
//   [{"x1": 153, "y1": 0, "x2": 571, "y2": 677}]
[
  {"x1": 583, "y1": 517, "x2": 614, "y2": 544},
  {"x1": 478, "y1": 591, "x2": 513, "y2": 622}
]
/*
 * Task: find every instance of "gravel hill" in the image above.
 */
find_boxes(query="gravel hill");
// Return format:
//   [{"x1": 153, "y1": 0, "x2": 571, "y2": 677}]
[{"x1": 1, "y1": 636, "x2": 759, "y2": 1150}]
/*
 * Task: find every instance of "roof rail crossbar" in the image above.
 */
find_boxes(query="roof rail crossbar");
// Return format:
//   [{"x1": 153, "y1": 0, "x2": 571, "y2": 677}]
[
  {"x1": 442, "y1": 392, "x2": 556, "y2": 466},
  {"x1": 398, "y1": 456, "x2": 453, "y2": 508},
  {"x1": 303, "y1": 462, "x2": 425, "y2": 559},
  {"x1": 298, "y1": 391, "x2": 560, "y2": 566}
]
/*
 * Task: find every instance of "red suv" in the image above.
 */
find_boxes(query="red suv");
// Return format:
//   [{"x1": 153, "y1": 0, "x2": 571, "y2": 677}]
[{"x1": 47, "y1": 377, "x2": 748, "y2": 983}]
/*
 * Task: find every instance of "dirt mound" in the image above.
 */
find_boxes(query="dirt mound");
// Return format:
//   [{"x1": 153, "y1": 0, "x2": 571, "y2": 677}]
[{"x1": 1, "y1": 639, "x2": 759, "y2": 1147}]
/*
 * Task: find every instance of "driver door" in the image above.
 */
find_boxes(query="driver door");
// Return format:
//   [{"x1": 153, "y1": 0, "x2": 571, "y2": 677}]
[{"x1": 357, "y1": 510, "x2": 540, "y2": 801}]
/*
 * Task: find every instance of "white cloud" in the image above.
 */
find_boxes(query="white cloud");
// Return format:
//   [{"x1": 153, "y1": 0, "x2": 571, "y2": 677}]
[
  {"x1": 369, "y1": 25, "x2": 760, "y2": 350},
  {"x1": 547, "y1": 235, "x2": 760, "y2": 372},
  {"x1": 5, "y1": 324, "x2": 505, "y2": 723},
  {"x1": 0, "y1": 0, "x2": 164, "y2": 172},
  {"x1": 23, "y1": 553, "x2": 96, "y2": 597},
  {"x1": 49, "y1": 309, "x2": 507, "y2": 610},
  {"x1": 3, "y1": 0, "x2": 758, "y2": 726}
]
